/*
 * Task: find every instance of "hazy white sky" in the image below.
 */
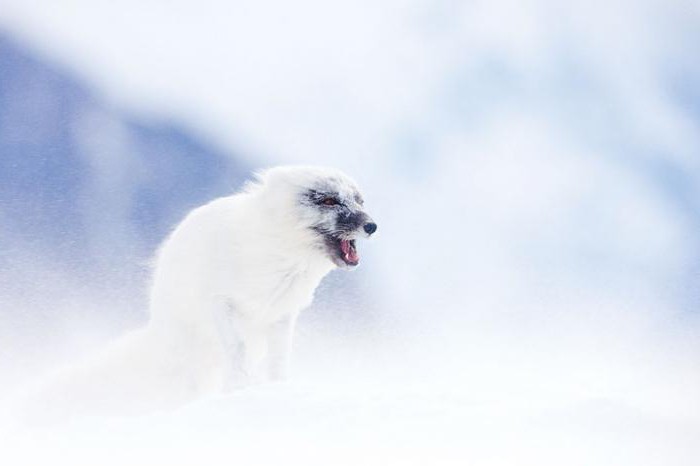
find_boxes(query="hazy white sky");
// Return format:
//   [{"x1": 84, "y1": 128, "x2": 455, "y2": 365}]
[
  {"x1": 1, "y1": 0, "x2": 697, "y2": 172},
  {"x1": 1, "y1": 0, "x2": 698, "y2": 382},
  {"x1": 1, "y1": 0, "x2": 698, "y2": 351}
]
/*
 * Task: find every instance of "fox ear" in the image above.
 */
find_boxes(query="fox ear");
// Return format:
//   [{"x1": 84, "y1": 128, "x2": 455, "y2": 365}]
[{"x1": 242, "y1": 168, "x2": 271, "y2": 194}]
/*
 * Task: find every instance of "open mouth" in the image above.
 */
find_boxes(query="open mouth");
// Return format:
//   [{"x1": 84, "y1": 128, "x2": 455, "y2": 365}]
[{"x1": 337, "y1": 238, "x2": 359, "y2": 266}]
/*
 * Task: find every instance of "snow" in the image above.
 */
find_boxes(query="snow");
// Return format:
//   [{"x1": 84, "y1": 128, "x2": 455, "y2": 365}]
[
  {"x1": 2, "y1": 312, "x2": 699, "y2": 465},
  {"x1": 0, "y1": 0, "x2": 699, "y2": 464}
]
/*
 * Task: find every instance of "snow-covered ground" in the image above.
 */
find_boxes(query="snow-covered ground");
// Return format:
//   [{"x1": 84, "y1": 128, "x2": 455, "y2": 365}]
[
  {"x1": 7, "y1": 381, "x2": 698, "y2": 466},
  {"x1": 2, "y1": 307, "x2": 699, "y2": 466}
]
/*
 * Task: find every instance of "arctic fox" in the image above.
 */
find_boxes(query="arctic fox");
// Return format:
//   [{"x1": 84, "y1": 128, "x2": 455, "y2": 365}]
[{"x1": 16, "y1": 166, "x2": 376, "y2": 422}]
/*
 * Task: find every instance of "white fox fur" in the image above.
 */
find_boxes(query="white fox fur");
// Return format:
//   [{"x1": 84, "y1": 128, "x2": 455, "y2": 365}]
[{"x1": 14, "y1": 166, "x2": 375, "y2": 424}]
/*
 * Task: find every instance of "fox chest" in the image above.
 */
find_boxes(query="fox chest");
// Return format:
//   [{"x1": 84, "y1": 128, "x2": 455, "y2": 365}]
[{"x1": 222, "y1": 266, "x2": 328, "y2": 323}]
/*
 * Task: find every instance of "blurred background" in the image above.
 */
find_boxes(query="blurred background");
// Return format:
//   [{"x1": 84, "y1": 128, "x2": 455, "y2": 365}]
[{"x1": 1, "y1": 0, "x2": 699, "y2": 464}]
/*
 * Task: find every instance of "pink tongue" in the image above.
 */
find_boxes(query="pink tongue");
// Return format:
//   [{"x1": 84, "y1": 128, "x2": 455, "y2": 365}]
[{"x1": 340, "y1": 240, "x2": 359, "y2": 263}]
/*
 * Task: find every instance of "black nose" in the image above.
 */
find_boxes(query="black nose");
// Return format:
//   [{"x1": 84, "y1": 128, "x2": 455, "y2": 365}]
[{"x1": 363, "y1": 222, "x2": 377, "y2": 235}]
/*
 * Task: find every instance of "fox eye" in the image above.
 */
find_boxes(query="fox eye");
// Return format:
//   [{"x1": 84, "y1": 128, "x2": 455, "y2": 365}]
[{"x1": 322, "y1": 197, "x2": 339, "y2": 206}]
